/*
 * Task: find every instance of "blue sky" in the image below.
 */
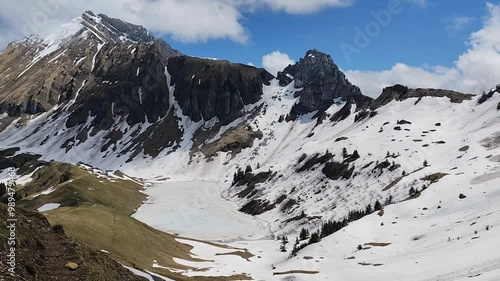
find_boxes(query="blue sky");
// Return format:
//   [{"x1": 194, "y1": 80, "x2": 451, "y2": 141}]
[
  {"x1": 165, "y1": 0, "x2": 486, "y2": 71},
  {"x1": 1, "y1": 0, "x2": 498, "y2": 97}
]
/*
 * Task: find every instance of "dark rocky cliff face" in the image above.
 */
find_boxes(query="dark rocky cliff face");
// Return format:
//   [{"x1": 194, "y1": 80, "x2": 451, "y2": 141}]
[
  {"x1": 0, "y1": 12, "x2": 276, "y2": 161},
  {"x1": 278, "y1": 49, "x2": 363, "y2": 115},
  {"x1": 167, "y1": 56, "x2": 274, "y2": 122},
  {"x1": 65, "y1": 43, "x2": 172, "y2": 129},
  {"x1": 371, "y1": 84, "x2": 474, "y2": 109},
  {"x1": 0, "y1": 11, "x2": 180, "y2": 119},
  {"x1": 82, "y1": 11, "x2": 181, "y2": 57}
]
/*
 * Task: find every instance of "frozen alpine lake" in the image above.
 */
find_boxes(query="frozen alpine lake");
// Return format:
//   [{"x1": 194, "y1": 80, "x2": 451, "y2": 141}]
[{"x1": 132, "y1": 181, "x2": 271, "y2": 241}]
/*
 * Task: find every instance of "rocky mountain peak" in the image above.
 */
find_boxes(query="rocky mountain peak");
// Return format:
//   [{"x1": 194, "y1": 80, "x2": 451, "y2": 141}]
[
  {"x1": 0, "y1": 11, "x2": 182, "y2": 118},
  {"x1": 278, "y1": 49, "x2": 364, "y2": 115},
  {"x1": 82, "y1": 11, "x2": 146, "y2": 42},
  {"x1": 80, "y1": 11, "x2": 181, "y2": 56}
]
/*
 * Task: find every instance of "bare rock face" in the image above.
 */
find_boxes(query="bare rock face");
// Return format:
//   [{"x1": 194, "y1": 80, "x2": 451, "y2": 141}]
[
  {"x1": 167, "y1": 57, "x2": 274, "y2": 122},
  {"x1": 65, "y1": 43, "x2": 172, "y2": 129},
  {"x1": 0, "y1": 11, "x2": 180, "y2": 119},
  {"x1": 0, "y1": 12, "x2": 275, "y2": 161},
  {"x1": 278, "y1": 49, "x2": 363, "y2": 115},
  {"x1": 371, "y1": 84, "x2": 474, "y2": 109}
]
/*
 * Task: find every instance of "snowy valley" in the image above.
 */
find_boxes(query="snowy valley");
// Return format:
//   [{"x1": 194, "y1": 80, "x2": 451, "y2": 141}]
[{"x1": 0, "y1": 11, "x2": 499, "y2": 281}]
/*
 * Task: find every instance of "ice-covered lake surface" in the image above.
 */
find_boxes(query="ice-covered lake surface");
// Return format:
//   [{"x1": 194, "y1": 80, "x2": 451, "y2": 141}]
[{"x1": 132, "y1": 181, "x2": 271, "y2": 241}]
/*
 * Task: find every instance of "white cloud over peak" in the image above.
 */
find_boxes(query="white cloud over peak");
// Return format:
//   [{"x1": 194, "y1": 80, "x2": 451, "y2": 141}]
[
  {"x1": 345, "y1": 2, "x2": 500, "y2": 97},
  {"x1": 262, "y1": 51, "x2": 295, "y2": 76},
  {"x1": 0, "y1": 0, "x2": 248, "y2": 48},
  {"x1": 0, "y1": 0, "x2": 353, "y2": 49}
]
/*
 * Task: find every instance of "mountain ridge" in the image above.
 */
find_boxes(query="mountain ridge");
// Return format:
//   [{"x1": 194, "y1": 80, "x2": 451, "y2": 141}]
[{"x1": 1, "y1": 12, "x2": 500, "y2": 280}]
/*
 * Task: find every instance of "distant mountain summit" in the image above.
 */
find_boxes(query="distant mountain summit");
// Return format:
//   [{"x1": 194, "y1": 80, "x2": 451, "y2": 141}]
[
  {"x1": 0, "y1": 11, "x2": 180, "y2": 118},
  {"x1": 278, "y1": 49, "x2": 364, "y2": 115},
  {"x1": 0, "y1": 11, "x2": 275, "y2": 160}
]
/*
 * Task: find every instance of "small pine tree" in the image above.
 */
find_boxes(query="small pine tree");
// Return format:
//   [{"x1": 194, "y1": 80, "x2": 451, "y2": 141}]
[
  {"x1": 280, "y1": 236, "x2": 288, "y2": 252},
  {"x1": 342, "y1": 147, "x2": 348, "y2": 158},
  {"x1": 357, "y1": 244, "x2": 363, "y2": 251},
  {"x1": 309, "y1": 232, "x2": 321, "y2": 244},
  {"x1": 291, "y1": 238, "x2": 299, "y2": 255},
  {"x1": 280, "y1": 243, "x2": 286, "y2": 252},
  {"x1": 385, "y1": 195, "x2": 393, "y2": 205},
  {"x1": 423, "y1": 160, "x2": 428, "y2": 167},
  {"x1": 352, "y1": 150, "x2": 360, "y2": 159},
  {"x1": 245, "y1": 165, "x2": 253, "y2": 173},
  {"x1": 409, "y1": 187, "x2": 416, "y2": 196},
  {"x1": 374, "y1": 200, "x2": 382, "y2": 211},
  {"x1": 299, "y1": 228, "x2": 310, "y2": 240}
]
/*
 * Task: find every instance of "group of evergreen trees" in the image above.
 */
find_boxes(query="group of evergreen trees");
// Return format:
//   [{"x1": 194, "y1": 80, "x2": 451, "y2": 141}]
[{"x1": 290, "y1": 199, "x2": 386, "y2": 256}]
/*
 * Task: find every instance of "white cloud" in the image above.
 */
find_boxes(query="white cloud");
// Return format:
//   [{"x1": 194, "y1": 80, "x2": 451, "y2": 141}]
[
  {"x1": 404, "y1": 0, "x2": 428, "y2": 8},
  {"x1": 262, "y1": 51, "x2": 294, "y2": 76},
  {"x1": 253, "y1": 0, "x2": 353, "y2": 14},
  {"x1": 345, "y1": 2, "x2": 500, "y2": 98},
  {"x1": 0, "y1": 0, "x2": 353, "y2": 49},
  {"x1": 445, "y1": 15, "x2": 473, "y2": 34},
  {"x1": 0, "y1": 0, "x2": 248, "y2": 48}
]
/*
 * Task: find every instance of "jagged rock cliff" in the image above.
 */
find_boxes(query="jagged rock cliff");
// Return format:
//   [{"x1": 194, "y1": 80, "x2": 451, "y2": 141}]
[
  {"x1": 278, "y1": 49, "x2": 364, "y2": 115},
  {"x1": 0, "y1": 11, "x2": 180, "y2": 118},
  {"x1": 0, "y1": 12, "x2": 275, "y2": 161},
  {"x1": 167, "y1": 57, "x2": 274, "y2": 122}
]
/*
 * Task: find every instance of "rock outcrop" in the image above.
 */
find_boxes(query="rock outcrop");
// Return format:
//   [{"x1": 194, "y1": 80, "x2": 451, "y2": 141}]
[
  {"x1": 371, "y1": 84, "x2": 473, "y2": 109},
  {"x1": 278, "y1": 49, "x2": 363, "y2": 115}
]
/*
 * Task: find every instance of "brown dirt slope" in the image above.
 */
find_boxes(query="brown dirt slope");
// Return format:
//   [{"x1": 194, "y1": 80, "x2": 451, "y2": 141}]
[{"x1": 0, "y1": 204, "x2": 145, "y2": 281}]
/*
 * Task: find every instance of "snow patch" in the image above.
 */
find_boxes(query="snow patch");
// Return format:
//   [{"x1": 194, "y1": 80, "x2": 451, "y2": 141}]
[{"x1": 37, "y1": 203, "x2": 61, "y2": 212}]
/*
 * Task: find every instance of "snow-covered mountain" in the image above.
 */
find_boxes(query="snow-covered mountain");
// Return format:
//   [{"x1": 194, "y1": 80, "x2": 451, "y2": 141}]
[{"x1": 1, "y1": 12, "x2": 500, "y2": 281}]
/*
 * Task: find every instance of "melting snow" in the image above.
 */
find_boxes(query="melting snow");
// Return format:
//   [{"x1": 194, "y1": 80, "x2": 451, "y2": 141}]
[{"x1": 37, "y1": 203, "x2": 61, "y2": 212}]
